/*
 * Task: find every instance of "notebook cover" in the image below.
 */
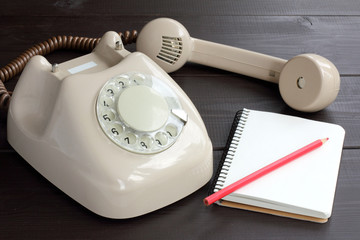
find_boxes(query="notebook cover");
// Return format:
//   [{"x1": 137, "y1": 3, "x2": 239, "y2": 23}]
[{"x1": 220, "y1": 200, "x2": 328, "y2": 223}]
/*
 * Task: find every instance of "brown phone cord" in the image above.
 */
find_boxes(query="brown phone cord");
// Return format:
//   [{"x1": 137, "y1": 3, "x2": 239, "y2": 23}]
[{"x1": 0, "y1": 30, "x2": 138, "y2": 110}]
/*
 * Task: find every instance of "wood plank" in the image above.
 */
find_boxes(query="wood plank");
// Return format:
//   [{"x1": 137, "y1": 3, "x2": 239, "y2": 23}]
[
  {"x1": 1, "y1": 15, "x2": 360, "y2": 75},
  {"x1": 1, "y1": 1, "x2": 359, "y2": 239},
  {"x1": 175, "y1": 73, "x2": 360, "y2": 149},
  {"x1": 2, "y1": 0, "x2": 360, "y2": 16},
  {"x1": 172, "y1": 16, "x2": 360, "y2": 76},
  {"x1": 0, "y1": 149, "x2": 359, "y2": 239}
]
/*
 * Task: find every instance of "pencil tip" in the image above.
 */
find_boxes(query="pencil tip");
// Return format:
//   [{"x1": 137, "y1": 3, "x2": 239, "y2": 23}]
[{"x1": 322, "y1": 138, "x2": 329, "y2": 143}]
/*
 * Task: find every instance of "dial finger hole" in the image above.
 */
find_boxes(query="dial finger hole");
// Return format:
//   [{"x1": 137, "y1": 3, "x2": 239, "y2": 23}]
[
  {"x1": 130, "y1": 73, "x2": 146, "y2": 85},
  {"x1": 155, "y1": 132, "x2": 168, "y2": 146},
  {"x1": 139, "y1": 135, "x2": 154, "y2": 149},
  {"x1": 108, "y1": 122, "x2": 124, "y2": 136},
  {"x1": 105, "y1": 84, "x2": 120, "y2": 96},
  {"x1": 165, "y1": 124, "x2": 178, "y2": 138},
  {"x1": 100, "y1": 95, "x2": 114, "y2": 108},
  {"x1": 114, "y1": 75, "x2": 130, "y2": 88},
  {"x1": 122, "y1": 132, "x2": 137, "y2": 145},
  {"x1": 101, "y1": 109, "x2": 116, "y2": 122}
]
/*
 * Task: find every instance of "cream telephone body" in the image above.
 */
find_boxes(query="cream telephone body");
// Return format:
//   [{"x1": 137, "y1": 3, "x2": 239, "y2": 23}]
[{"x1": 7, "y1": 32, "x2": 213, "y2": 218}]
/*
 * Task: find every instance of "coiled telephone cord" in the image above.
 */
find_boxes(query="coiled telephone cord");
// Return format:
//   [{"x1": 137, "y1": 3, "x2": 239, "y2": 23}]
[{"x1": 0, "y1": 30, "x2": 138, "y2": 110}]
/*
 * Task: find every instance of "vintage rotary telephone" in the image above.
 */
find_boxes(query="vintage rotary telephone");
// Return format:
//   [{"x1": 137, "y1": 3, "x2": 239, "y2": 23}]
[{"x1": 2, "y1": 18, "x2": 340, "y2": 219}]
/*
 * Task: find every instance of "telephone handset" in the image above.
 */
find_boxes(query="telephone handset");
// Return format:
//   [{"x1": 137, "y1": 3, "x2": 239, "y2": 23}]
[
  {"x1": 136, "y1": 18, "x2": 340, "y2": 112},
  {"x1": 7, "y1": 32, "x2": 213, "y2": 218}
]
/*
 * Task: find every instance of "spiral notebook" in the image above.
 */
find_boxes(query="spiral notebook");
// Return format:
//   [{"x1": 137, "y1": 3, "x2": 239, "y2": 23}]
[{"x1": 209, "y1": 109, "x2": 345, "y2": 223}]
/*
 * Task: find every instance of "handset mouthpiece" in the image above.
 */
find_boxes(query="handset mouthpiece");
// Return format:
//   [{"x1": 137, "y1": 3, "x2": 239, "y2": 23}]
[{"x1": 136, "y1": 18, "x2": 192, "y2": 73}]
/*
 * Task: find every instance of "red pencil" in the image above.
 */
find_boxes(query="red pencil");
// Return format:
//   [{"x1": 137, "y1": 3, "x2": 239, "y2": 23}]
[{"x1": 204, "y1": 138, "x2": 329, "y2": 206}]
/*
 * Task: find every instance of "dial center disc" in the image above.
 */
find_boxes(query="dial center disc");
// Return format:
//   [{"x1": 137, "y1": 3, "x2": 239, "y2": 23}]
[{"x1": 117, "y1": 85, "x2": 169, "y2": 132}]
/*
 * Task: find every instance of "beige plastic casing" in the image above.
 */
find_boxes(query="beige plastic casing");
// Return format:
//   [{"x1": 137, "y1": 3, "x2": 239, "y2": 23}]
[
  {"x1": 136, "y1": 18, "x2": 286, "y2": 83},
  {"x1": 279, "y1": 54, "x2": 340, "y2": 112},
  {"x1": 136, "y1": 18, "x2": 341, "y2": 112},
  {"x1": 190, "y1": 39, "x2": 286, "y2": 83},
  {"x1": 7, "y1": 31, "x2": 213, "y2": 219}
]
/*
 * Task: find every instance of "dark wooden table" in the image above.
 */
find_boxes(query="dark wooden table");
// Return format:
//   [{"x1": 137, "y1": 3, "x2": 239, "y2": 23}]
[{"x1": 1, "y1": 1, "x2": 360, "y2": 239}]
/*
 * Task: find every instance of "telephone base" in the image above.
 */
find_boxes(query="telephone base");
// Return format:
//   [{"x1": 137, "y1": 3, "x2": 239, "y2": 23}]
[{"x1": 7, "y1": 31, "x2": 213, "y2": 218}]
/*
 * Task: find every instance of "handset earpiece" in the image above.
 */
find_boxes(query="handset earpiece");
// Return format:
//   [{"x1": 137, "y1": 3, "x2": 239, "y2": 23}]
[
  {"x1": 279, "y1": 54, "x2": 340, "y2": 112},
  {"x1": 136, "y1": 18, "x2": 340, "y2": 112}
]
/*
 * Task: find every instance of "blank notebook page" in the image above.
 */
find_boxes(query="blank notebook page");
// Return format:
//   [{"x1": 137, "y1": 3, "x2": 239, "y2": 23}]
[{"x1": 221, "y1": 109, "x2": 345, "y2": 218}]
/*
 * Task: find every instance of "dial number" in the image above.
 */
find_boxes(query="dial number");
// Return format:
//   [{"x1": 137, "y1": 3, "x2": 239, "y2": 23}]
[{"x1": 96, "y1": 72, "x2": 185, "y2": 154}]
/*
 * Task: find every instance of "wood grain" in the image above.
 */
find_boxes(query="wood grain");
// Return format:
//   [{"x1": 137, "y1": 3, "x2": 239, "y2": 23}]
[
  {"x1": 0, "y1": 149, "x2": 359, "y2": 239},
  {"x1": 2, "y1": 0, "x2": 360, "y2": 16},
  {"x1": 1, "y1": 15, "x2": 360, "y2": 74},
  {"x1": 1, "y1": 0, "x2": 360, "y2": 239}
]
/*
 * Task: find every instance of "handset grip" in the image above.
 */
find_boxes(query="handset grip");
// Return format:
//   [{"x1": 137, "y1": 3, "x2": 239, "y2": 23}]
[{"x1": 189, "y1": 38, "x2": 287, "y2": 83}]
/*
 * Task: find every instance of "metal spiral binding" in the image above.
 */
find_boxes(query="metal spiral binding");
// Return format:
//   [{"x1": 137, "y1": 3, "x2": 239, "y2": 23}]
[{"x1": 213, "y1": 109, "x2": 250, "y2": 192}]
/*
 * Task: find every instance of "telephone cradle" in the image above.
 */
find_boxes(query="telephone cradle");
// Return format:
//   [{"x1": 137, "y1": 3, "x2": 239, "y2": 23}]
[{"x1": 7, "y1": 31, "x2": 213, "y2": 218}]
